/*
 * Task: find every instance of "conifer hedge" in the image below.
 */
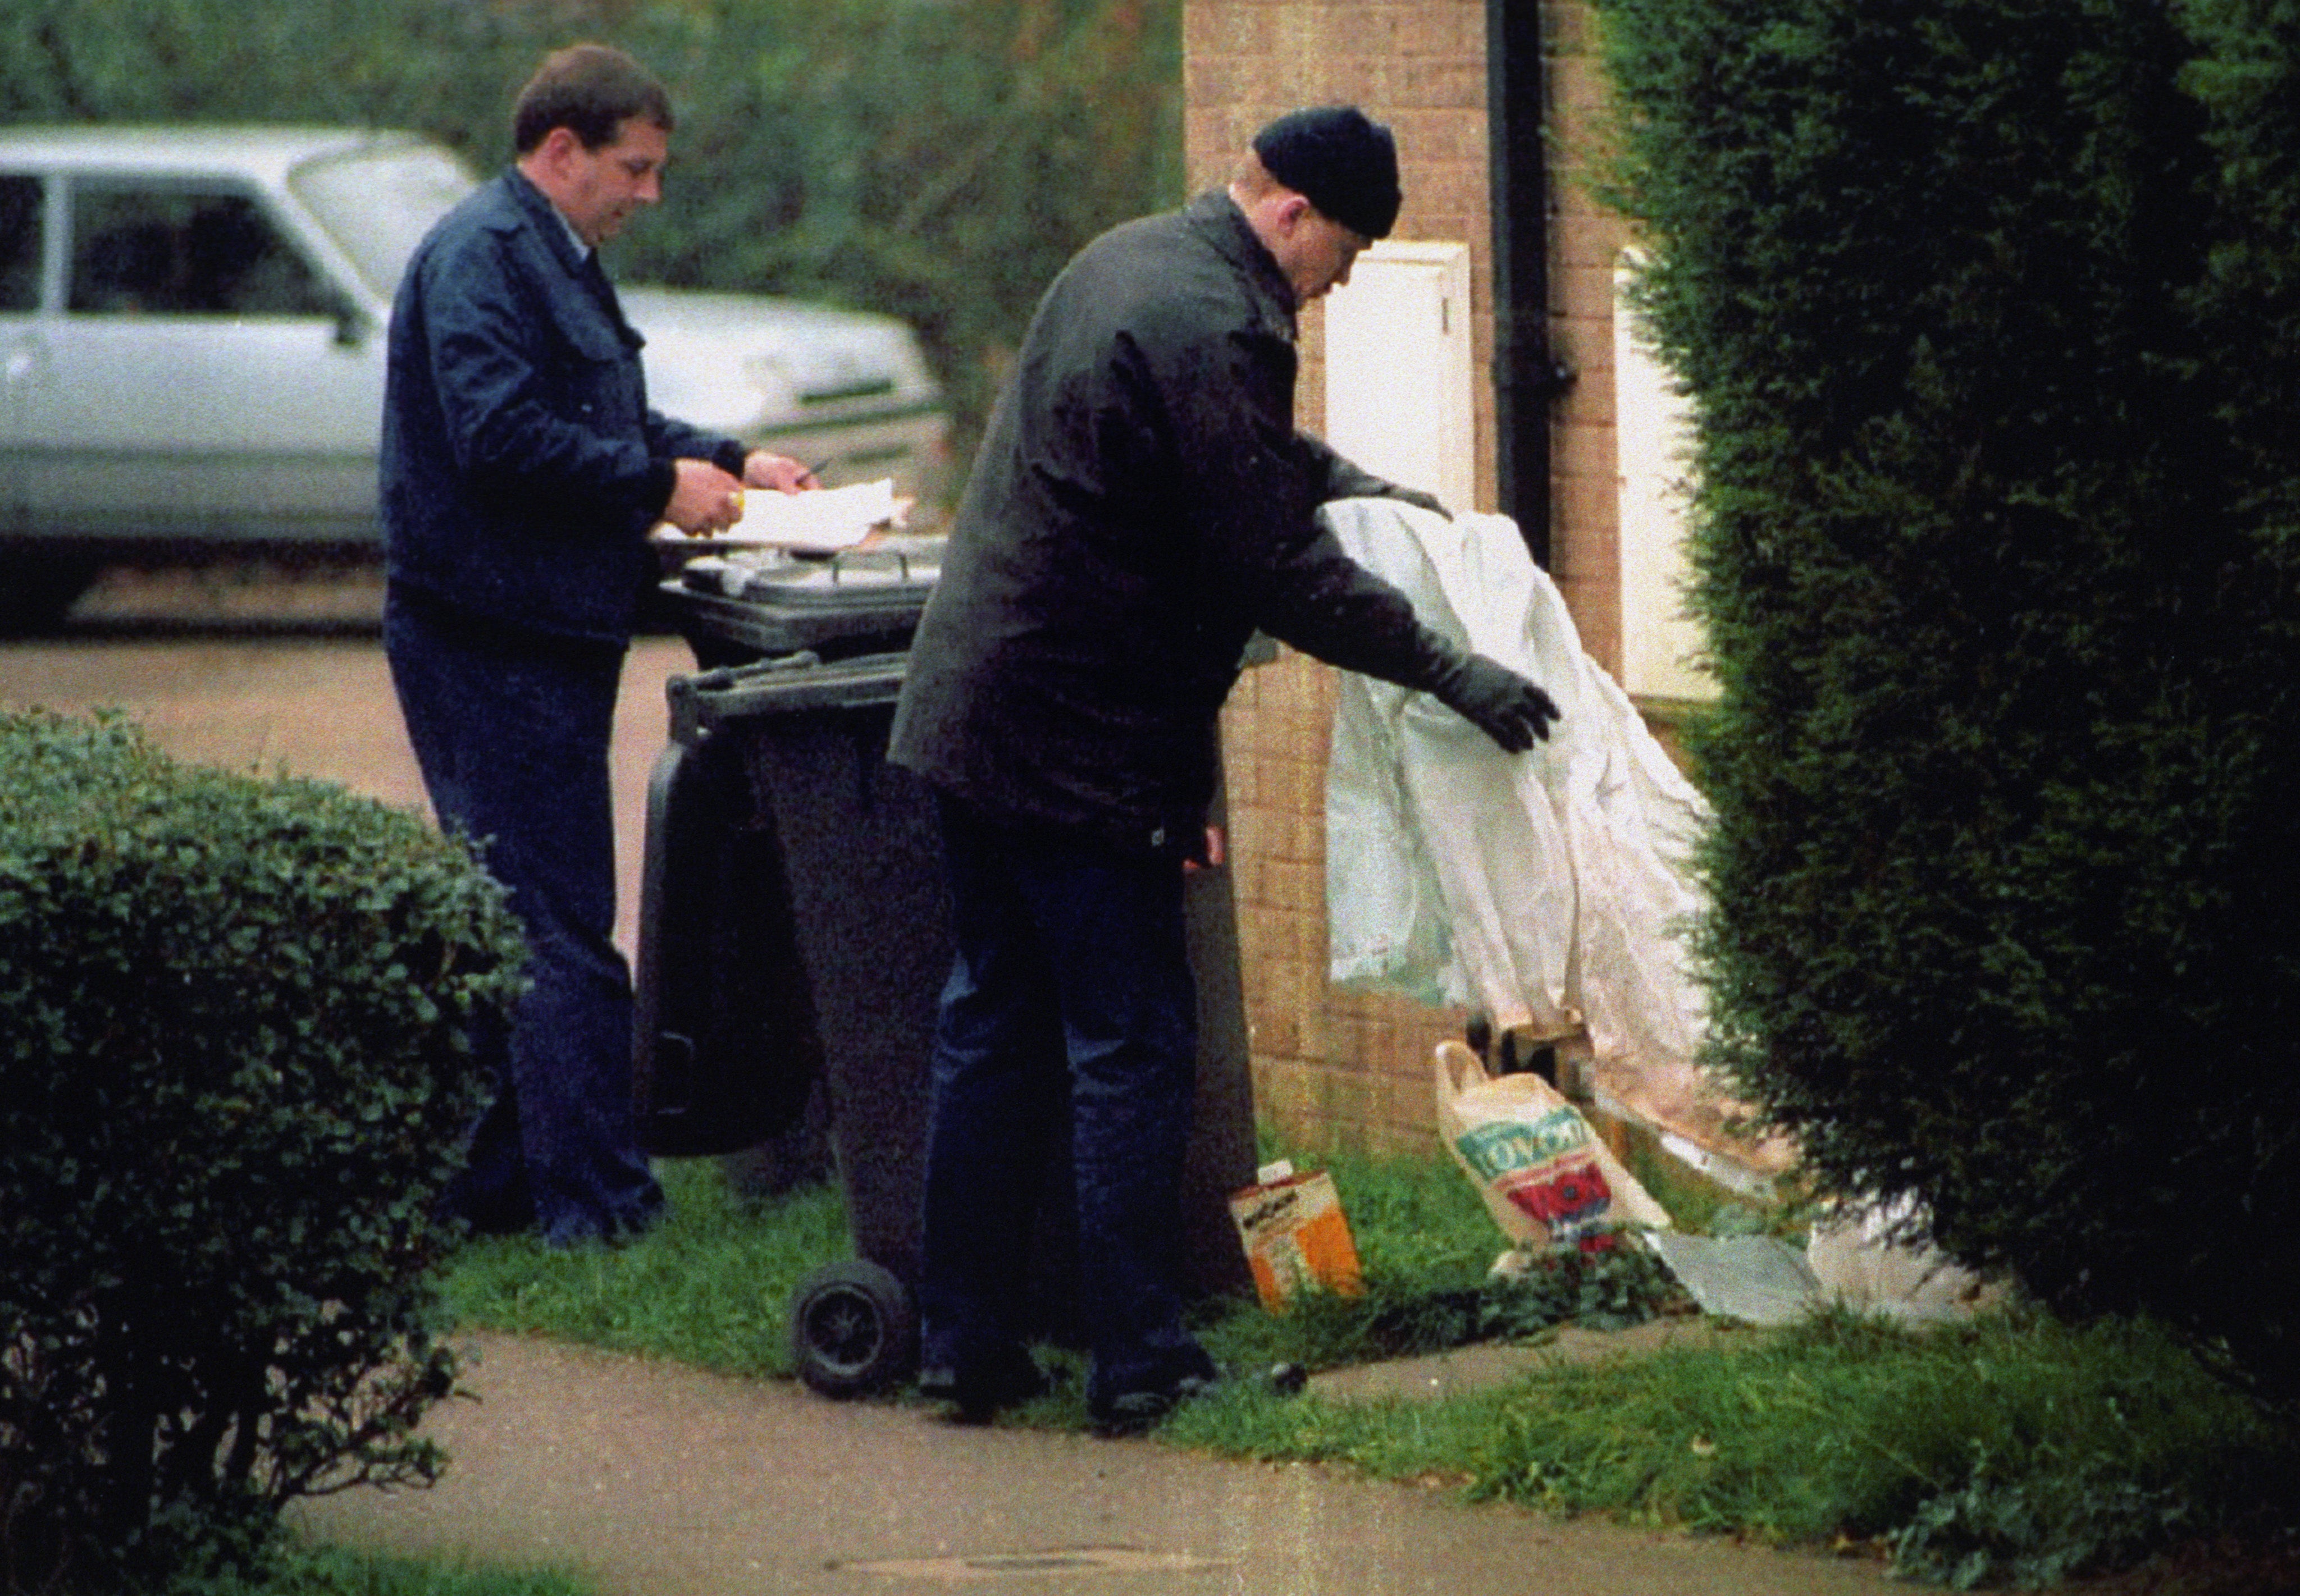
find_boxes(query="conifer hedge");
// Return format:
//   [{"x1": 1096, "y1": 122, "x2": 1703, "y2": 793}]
[{"x1": 1591, "y1": 0, "x2": 2300, "y2": 1399}]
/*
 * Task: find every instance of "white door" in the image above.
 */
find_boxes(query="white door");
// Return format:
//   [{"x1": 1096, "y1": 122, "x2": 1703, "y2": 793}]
[
  {"x1": 1322, "y1": 241, "x2": 1476, "y2": 519},
  {"x1": 1613, "y1": 253, "x2": 1715, "y2": 704}
]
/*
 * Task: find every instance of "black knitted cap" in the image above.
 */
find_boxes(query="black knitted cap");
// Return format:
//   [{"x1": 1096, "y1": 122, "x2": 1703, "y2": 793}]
[{"x1": 1251, "y1": 105, "x2": 1400, "y2": 239}]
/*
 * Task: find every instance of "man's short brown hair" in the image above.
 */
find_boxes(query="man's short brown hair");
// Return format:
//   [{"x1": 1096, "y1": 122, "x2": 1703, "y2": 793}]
[{"x1": 512, "y1": 44, "x2": 673, "y2": 154}]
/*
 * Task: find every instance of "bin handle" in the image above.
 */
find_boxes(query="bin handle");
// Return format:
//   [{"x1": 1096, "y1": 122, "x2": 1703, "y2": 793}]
[{"x1": 825, "y1": 548, "x2": 910, "y2": 585}]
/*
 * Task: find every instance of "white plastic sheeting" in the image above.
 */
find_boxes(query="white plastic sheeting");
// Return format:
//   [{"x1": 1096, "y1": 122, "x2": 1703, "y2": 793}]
[{"x1": 1322, "y1": 497, "x2": 1788, "y2": 1177}]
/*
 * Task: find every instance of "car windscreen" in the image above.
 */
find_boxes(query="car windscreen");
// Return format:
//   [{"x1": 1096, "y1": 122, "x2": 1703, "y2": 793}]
[{"x1": 290, "y1": 144, "x2": 475, "y2": 300}]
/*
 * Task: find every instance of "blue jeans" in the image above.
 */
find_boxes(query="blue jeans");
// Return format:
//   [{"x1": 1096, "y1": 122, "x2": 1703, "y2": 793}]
[
  {"x1": 920, "y1": 796, "x2": 1214, "y2": 1407},
  {"x1": 385, "y1": 585, "x2": 664, "y2": 1246}
]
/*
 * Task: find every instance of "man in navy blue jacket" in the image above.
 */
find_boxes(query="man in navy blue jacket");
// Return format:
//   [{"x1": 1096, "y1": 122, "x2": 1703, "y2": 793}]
[{"x1": 381, "y1": 44, "x2": 811, "y2": 1245}]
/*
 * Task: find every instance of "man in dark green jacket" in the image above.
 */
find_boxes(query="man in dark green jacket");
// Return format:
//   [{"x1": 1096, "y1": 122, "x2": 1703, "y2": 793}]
[
  {"x1": 891, "y1": 106, "x2": 1558, "y2": 1430},
  {"x1": 382, "y1": 44, "x2": 810, "y2": 1246}
]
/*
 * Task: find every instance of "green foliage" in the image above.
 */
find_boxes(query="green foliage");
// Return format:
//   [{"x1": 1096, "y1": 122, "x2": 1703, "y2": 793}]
[
  {"x1": 1199, "y1": 1243, "x2": 1681, "y2": 1379},
  {"x1": 442, "y1": 1159, "x2": 848, "y2": 1377},
  {"x1": 2181, "y1": 0, "x2": 2300, "y2": 591},
  {"x1": 1590, "y1": 0, "x2": 2300, "y2": 1400},
  {"x1": 606, "y1": 0, "x2": 1186, "y2": 449},
  {"x1": 0, "y1": 0, "x2": 1183, "y2": 468},
  {"x1": 159, "y1": 1535, "x2": 593, "y2": 1596},
  {"x1": 1, "y1": 712, "x2": 524, "y2": 1593},
  {"x1": 1474, "y1": 1310, "x2": 2290, "y2": 1585}
]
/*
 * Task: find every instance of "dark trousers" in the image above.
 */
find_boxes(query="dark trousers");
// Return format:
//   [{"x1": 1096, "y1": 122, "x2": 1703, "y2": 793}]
[
  {"x1": 919, "y1": 797, "x2": 1213, "y2": 1406},
  {"x1": 384, "y1": 584, "x2": 664, "y2": 1246}
]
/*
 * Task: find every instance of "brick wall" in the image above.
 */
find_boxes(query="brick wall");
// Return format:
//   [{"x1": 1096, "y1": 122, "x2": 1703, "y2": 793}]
[
  {"x1": 1188, "y1": 0, "x2": 1632, "y2": 1155},
  {"x1": 1544, "y1": 0, "x2": 1632, "y2": 674}
]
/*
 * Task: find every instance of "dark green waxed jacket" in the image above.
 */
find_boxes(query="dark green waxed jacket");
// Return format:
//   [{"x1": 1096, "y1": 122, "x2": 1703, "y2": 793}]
[{"x1": 890, "y1": 189, "x2": 1461, "y2": 850}]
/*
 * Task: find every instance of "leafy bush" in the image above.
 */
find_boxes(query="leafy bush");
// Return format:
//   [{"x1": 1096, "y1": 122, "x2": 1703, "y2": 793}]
[
  {"x1": 1587, "y1": 0, "x2": 2300, "y2": 1401},
  {"x1": 0, "y1": 0, "x2": 1183, "y2": 469},
  {"x1": 1, "y1": 712, "x2": 524, "y2": 1593}
]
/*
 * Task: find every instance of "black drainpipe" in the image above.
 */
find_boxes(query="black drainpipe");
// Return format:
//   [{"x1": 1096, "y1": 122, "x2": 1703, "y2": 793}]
[{"x1": 1487, "y1": 0, "x2": 1571, "y2": 569}]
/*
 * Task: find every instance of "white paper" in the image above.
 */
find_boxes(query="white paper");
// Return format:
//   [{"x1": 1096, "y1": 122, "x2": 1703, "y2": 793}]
[{"x1": 656, "y1": 478, "x2": 900, "y2": 554}]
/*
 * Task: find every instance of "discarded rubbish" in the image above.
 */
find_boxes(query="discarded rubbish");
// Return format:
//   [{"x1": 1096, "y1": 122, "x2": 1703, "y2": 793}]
[
  {"x1": 1227, "y1": 1160, "x2": 1365, "y2": 1310},
  {"x1": 1434, "y1": 1040, "x2": 1671, "y2": 1256},
  {"x1": 1633, "y1": 1204, "x2": 2001, "y2": 1327},
  {"x1": 1644, "y1": 1231, "x2": 1822, "y2": 1327},
  {"x1": 1323, "y1": 497, "x2": 1795, "y2": 1191},
  {"x1": 1804, "y1": 1196, "x2": 2004, "y2": 1324}
]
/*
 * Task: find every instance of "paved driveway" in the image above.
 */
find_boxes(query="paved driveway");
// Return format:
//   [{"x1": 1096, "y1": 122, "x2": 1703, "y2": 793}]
[{"x1": 0, "y1": 564, "x2": 691, "y2": 957}]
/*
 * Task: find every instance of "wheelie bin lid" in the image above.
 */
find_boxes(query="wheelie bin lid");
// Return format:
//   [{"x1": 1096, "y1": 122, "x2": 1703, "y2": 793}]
[
  {"x1": 663, "y1": 538, "x2": 942, "y2": 658},
  {"x1": 667, "y1": 650, "x2": 910, "y2": 745}
]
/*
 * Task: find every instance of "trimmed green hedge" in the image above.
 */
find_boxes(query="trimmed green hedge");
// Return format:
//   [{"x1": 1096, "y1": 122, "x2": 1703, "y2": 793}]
[
  {"x1": 1, "y1": 712, "x2": 524, "y2": 1592},
  {"x1": 1591, "y1": 0, "x2": 2300, "y2": 1402}
]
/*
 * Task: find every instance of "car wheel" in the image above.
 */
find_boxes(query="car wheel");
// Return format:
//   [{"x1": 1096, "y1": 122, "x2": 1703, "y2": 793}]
[
  {"x1": 0, "y1": 558, "x2": 102, "y2": 634},
  {"x1": 789, "y1": 1259, "x2": 915, "y2": 1398}
]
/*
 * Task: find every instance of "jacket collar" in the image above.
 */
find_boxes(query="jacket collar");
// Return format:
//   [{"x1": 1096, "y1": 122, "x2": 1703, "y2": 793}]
[
  {"x1": 499, "y1": 166, "x2": 590, "y2": 275},
  {"x1": 495, "y1": 166, "x2": 635, "y2": 335},
  {"x1": 1184, "y1": 188, "x2": 1298, "y2": 320}
]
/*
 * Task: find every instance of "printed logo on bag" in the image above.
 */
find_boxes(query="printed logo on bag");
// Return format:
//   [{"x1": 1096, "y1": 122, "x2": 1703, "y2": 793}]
[
  {"x1": 1452, "y1": 1106, "x2": 1590, "y2": 1181},
  {"x1": 1504, "y1": 1156, "x2": 1613, "y2": 1235},
  {"x1": 1236, "y1": 1187, "x2": 1300, "y2": 1232}
]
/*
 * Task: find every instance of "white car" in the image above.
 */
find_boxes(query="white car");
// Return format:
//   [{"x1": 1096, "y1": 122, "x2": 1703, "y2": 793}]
[{"x1": 0, "y1": 126, "x2": 949, "y2": 628}]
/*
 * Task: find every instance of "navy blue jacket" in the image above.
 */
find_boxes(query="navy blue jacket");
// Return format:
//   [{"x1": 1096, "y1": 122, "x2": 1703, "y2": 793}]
[
  {"x1": 889, "y1": 190, "x2": 1462, "y2": 849},
  {"x1": 380, "y1": 168, "x2": 742, "y2": 643}
]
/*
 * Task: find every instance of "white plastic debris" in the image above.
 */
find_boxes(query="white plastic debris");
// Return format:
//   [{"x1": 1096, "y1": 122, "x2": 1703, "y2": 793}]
[
  {"x1": 1321, "y1": 497, "x2": 1788, "y2": 1183},
  {"x1": 1804, "y1": 1196, "x2": 2004, "y2": 1325}
]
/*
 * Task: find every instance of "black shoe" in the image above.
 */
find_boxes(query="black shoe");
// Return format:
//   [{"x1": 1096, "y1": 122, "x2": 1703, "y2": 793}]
[
  {"x1": 918, "y1": 1346, "x2": 1049, "y2": 1423},
  {"x1": 1088, "y1": 1370, "x2": 1219, "y2": 1438}
]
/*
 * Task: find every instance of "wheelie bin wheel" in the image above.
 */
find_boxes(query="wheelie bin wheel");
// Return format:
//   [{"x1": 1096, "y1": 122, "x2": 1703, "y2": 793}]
[{"x1": 790, "y1": 1259, "x2": 915, "y2": 1397}]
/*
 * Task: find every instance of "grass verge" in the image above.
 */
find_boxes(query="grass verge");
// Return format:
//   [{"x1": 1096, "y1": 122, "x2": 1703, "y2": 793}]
[
  {"x1": 1163, "y1": 1306, "x2": 2292, "y2": 1589},
  {"x1": 421, "y1": 1144, "x2": 2296, "y2": 1589},
  {"x1": 440, "y1": 1161, "x2": 847, "y2": 1377}
]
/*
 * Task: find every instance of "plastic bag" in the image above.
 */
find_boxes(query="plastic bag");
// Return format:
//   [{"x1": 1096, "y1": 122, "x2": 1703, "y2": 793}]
[
  {"x1": 1326, "y1": 498, "x2": 1795, "y2": 1187},
  {"x1": 1804, "y1": 1195, "x2": 2003, "y2": 1324},
  {"x1": 1433, "y1": 1040, "x2": 1671, "y2": 1251}
]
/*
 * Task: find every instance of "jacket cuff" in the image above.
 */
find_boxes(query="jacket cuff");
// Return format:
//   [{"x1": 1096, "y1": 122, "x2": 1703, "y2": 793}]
[
  {"x1": 644, "y1": 459, "x2": 680, "y2": 522},
  {"x1": 712, "y1": 440, "x2": 749, "y2": 478}
]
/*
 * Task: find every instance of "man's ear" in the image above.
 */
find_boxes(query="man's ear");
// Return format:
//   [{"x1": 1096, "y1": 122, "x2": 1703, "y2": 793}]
[
  {"x1": 1271, "y1": 191, "x2": 1313, "y2": 236},
  {"x1": 533, "y1": 125, "x2": 582, "y2": 176}
]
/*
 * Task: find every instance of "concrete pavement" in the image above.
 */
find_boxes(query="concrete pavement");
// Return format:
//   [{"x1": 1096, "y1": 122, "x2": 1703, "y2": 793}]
[{"x1": 294, "y1": 1331, "x2": 1902, "y2": 1596}]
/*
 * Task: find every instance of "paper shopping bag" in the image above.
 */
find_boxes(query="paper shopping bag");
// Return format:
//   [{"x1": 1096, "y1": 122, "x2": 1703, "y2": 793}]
[{"x1": 1434, "y1": 1039, "x2": 1671, "y2": 1251}]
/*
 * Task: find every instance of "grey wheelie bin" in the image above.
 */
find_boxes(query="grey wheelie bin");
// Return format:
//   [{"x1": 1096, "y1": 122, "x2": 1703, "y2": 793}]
[
  {"x1": 661, "y1": 540, "x2": 944, "y2": 670},
  {"x1": 633, "y1": 546, "x2": 1257, "y2": 1401},
  {"x1": 635, "y1": 541, "x2": 943, "y2": 1174}
]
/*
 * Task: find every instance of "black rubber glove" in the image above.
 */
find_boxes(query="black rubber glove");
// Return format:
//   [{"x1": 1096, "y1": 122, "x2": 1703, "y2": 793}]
[
  {"x1": 1381, "y1": 483, "x2": 1453, "y2": 520},
  {"x1": 1427, "y1": 653, "x2": 1560, "y2": 752}
]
